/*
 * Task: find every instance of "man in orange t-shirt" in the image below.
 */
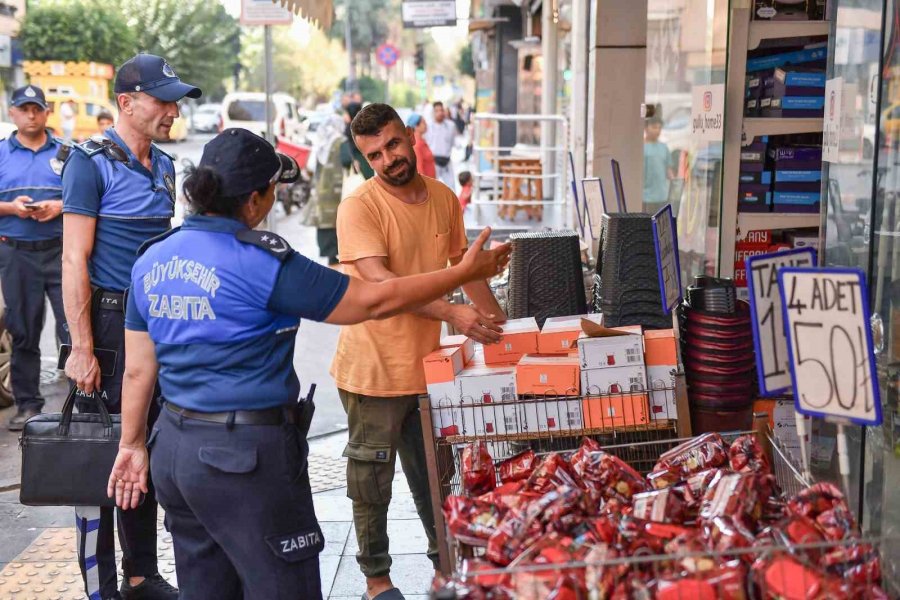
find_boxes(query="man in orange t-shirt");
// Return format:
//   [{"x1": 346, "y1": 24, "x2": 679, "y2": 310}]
[{"x1": 332, "y1": 104, "x2": 505, "y2": 600}]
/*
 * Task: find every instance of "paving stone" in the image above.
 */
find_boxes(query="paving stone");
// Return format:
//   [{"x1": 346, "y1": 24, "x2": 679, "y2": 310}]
[
  {"x1": 387, "y1": 493, "x2": 425, "y2": 521},
  {"x1": 329, "y1": 554, "x2": 435, "y2": 598},
  {"x1": 319, "y1": 554, "x2": 341, "y2": 597},
  {"x1": 321, "y1": 521, "x2": 351, "y2": 556},
  {"x1": 309, "y1": 454, "x2": 348, "y2": 494},
  {"x1": 345, "y1": 519, "x2": 431, "y2": 556},
  {"x1": 313, "y1": 493, "x2": 353, "y2": 522}
]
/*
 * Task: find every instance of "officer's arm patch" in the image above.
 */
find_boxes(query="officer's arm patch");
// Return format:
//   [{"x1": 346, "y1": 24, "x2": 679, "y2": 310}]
[{"x1": 235, "y1": 230, "x2": 294, "y2": 262}]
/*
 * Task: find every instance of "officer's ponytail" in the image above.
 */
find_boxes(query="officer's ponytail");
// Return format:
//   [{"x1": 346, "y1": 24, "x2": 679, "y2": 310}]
[{"x1": 183, "y1": 165, "x2": 269, "y2": 219}]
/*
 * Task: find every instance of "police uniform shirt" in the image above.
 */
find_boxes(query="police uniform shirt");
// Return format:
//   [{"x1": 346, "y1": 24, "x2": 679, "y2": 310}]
[
  {"x1": 125, "y1": 215, "x2": 349, "y2": 412},
  {"x1": 61, "y1": 128, "x2": 176, "y2": 292},
  {"x1": 0, "y1": 131, "x2": 64, "y2": 241}
]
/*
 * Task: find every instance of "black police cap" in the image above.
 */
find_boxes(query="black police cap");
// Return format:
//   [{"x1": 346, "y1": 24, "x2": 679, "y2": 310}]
[
  {"x1": 10, "y1": 85, "x2": 48, "y2": 110},
  {"x1": 200, "y1": 128, "x2": 300, "y2": 197},
  {"x1": 114, "y1": 54, "x2": 201, "y2": 102}
]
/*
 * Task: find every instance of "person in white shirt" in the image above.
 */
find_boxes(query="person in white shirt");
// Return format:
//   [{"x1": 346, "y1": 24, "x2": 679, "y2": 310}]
[
  {"x1": 59, "y1": 100, "x2": 76, "y2": 143},
  {"x1": 424, "y1": 101, "x2": 457, "y2": 191}
]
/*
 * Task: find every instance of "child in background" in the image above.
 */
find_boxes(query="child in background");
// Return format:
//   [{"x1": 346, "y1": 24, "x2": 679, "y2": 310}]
[{"x1": 458, "y1": 171, "x2": 473, "y2": 211}]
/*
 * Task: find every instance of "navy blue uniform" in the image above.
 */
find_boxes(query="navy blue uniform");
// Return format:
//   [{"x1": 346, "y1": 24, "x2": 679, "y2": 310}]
[
  {"x1": 126, "y1": 214, "x2": 348, "y2": 599},
  {"x1": 61, "y1": 129, "x2": 175, "y2": 600},
  {"x1": 0, "y1": 131, "x2": 67, "y2": 412}
]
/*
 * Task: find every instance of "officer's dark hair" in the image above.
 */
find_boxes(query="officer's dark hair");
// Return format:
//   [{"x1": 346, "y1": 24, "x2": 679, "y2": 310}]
[
  {"x1": 350, "y1": 103, "x2": 403, "y2": 138},
  {"x1": 183, "y1": 165, "x2": 269, "y2": 219}
]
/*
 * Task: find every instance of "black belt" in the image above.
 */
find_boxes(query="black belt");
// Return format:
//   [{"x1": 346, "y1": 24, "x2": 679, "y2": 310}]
[
  {"x1": 94, "y1": 289, "x2": 125, "y2": 312},
  {"x1": 0, "y1": 236, "x2": 61, "y2": 251},
  {"x1": 165, "y1": 401, "x2": 296, "y2": 426}
]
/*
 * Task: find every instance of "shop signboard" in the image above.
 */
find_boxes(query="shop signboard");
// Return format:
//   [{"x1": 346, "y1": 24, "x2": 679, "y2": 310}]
[
  {"x1": 778, "y1": 267, "x2": 882, "y2": 426},
  {"x1": 823, "y1": 77, "x2": 843, "y2": 163},
  {"x1": 581, "y1": 178, "x2": 607, "y2": 216},
  {"x1": 690, "y1": 84, "x2": 725, "y2": 143},
  {"x1": 651, "y1": 204, "x2": 682, "y2": 314},
  {"x1": 401, "y1": 1, "x2": 457, "y2": 28},
  {"x1": 240, "y1": 0, "x2": 293, "y2": 25},
  {"x1": 746, "y1": 248, "x2": 817, "y2": 396}
]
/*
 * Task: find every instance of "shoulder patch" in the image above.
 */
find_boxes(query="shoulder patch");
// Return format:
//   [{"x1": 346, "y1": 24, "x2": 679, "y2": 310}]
[
  {"x1": 137, "y1": 227, "x2": 180, "y2": 257},
  {"x1": 235, "y1": 229, "x2": 294, "y2": 261},
  {"x1": 74, "y1": 138, "x2": 106, "y2": 157}
]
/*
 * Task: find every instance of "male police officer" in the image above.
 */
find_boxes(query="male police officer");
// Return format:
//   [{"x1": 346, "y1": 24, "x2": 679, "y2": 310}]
[
  {"x1": 0, "y1": 85, "x2": 67, "y2": 431},
  {"x1": 62, "y1": 54, "x2": 200, "y2": 600}
]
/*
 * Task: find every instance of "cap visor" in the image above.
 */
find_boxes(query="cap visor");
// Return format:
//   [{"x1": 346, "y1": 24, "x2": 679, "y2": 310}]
[
  {"x1": 145, "y1": 80, "x2": 202, "y2": 102},
  {"x1": 276, "y1": 154, "x2": 301, "y2": 184},
  {"x1": 12, "y1": 99, "x2": 48, "y2": 110}
]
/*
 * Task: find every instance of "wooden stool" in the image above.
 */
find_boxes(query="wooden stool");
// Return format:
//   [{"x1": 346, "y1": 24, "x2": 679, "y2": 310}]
[{"x1": 498, "y1": 158, "x2": 544, "y2": 221}]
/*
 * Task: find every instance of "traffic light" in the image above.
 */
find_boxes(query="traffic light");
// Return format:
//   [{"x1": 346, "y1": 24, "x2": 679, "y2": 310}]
[{"x1": 414, "y1": 44, "x2": 425, "y2": 70}]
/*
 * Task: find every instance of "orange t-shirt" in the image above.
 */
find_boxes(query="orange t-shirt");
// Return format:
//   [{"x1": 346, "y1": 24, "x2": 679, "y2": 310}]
[{"x1": 330, "y1": 176, "x2": 468, "y2": 396}]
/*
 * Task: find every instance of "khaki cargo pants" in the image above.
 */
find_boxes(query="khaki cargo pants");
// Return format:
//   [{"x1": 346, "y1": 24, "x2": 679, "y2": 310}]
[{"x1": 338, "y1": 389, "x2": 440, "y2": 578}]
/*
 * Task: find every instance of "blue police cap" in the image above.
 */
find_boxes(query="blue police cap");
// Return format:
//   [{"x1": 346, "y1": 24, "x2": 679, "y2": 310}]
[
  {"x1": 114, "y1": 54, "x2": 202, "y2": 102},
  {"x1": 10, "y1": 85, "x2": 48, "y2": 110},
  {"x1": 200, "y1": 129, "x2": 300, "y2": 197}
]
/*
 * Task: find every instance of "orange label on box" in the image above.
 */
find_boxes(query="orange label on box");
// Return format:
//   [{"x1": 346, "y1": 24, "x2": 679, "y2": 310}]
[
  {"x1": 422, "y1": 346, "x2": 464, "y2": 384},
  {"x1": 538, "y1": 314, "x2": 603, "y2": 354},
  {"x1": 516, "y1": 354, "x2": 581, "y2": 396},
  {"x1": 581, "y1": 393, "x2": 650, "y2": 428},
  {"x1": 644, "y1": 329, "x2": 677, "y2": 367},
  {"x1": 483, "y1": 317, "x2": 539, "y2": 365}
]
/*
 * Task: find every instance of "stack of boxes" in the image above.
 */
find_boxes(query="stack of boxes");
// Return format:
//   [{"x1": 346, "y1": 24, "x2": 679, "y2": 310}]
[
  {"x1": 733, "y1": 227, "x2": 819, "y2": 288},
  {"x1": 738, "y1": 138, "x2": 824, "y2": 215},
  {"x1": 578, "y1": 326, "x2": 651, "y2": 428},
  {"x1": 745, "y1": 45, "x2": 827, "y2": 119},
  {"x1": 739, "y1": 138, "x2": 770, "y2": 213},
  {"x1": 752, "y1": 0, "x2": 827, "y2": 21}
]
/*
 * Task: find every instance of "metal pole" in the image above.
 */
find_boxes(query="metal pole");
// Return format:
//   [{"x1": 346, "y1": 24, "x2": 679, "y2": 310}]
[
  {"x1": 540, "y1": 0, "x2": 559, "y2": 183},
  {"x1": 344, "y1": 6, "x2": 356, "y2": 91},
  {"x1": 264, "y1": 24, "x2": 274, "y2": 143}
]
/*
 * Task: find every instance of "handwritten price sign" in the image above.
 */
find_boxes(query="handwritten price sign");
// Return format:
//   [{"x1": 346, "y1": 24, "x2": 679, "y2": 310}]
[
  {"x1": 651, "y1": 204, "x2": 682, "y2": 314},
  {"x1": 746, "y1": 248, "x2": 816, "y2": 396},
  {"x1": 778, "y1": 267, "x2": 882, "y2": 425}
]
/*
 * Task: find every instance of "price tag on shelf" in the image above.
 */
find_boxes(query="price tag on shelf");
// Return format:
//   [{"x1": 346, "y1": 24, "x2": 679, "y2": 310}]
[
  {"x1": 746, "y1": 248, "x2": 816, "y2": 396},
  {"x1": 651, "y1": 204, "x2": 682, "y2": 315},
  {"x1": 778, "y1": 267, "x2": 882, "y2": 425}
]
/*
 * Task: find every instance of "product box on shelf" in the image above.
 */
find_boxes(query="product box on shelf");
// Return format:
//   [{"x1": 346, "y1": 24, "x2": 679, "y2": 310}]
[
  {"x1": 516, "y1": 354, "x2": 581, "y2": 396},
  {"x1": 519, "y1": 396, "x2": 585, "y2": 433},
  {"x1": 773, "y1": 180, "x2": 821, "y2": 193},
  {"x1": 428, "y1": 381, "x2": 463, "y2": 438},
  {"x1": 761, "y1": 96, "x2": 825, "y2": 118},
  {"x1": 577, "y1": 325, "x2": 644, "y2": 370},
  {"x1": 766, "y1": 69, "x2": 827, "y2": 97},
  {"x1": 746, "y1": 46, "x2": 827, "y2": 73},
  {"x1": 739, "y1": 171, "x2": 772, "y2": 185},
  {"x1": 456, "y1": 362, "x2": 519, "y2": 436},
  {"x1": 440, "y1": 334, "x2": 476, "y2": 364},
  {"x1": 581, "y1": 363, "x2": 648, "y2": 395},
  {"x1": 786, "y1": 229, "x2": 819, "y2": 249},
  {"x1": 752, "y1": 0, "x2": 815, "y2": 20},
  {"x1": 738, "y1": 190, "x2": 771, "y2": 213},
  {"x1": 423, "y1": 346, "x2": 465, "y2": 385},
  {"x1": 538, "y1": 314, "x2": 603, "y2": 354},
  {"x1": 769, "y1": 146, "x2": 823, "y2": 163},
  {"x1": 773, "y1": 201, "x2": 821, "y2": 214},
  {"x1": 482, "y1": 317, "x2": 539, "y2": 365},
  {"x1": 746, "y1": 98, "x2": 760, "y2": 117},
  {"x1": 581, "y1": 392, "x2": 650, "y2": 428},
  {"x1": 774, "y1": 169, "x2": 822, "y2": 183},
  {"x1": 735, "y1": 244, "x2": 770, "y2": 269},
  {"x1": 773, "y1": 191, "x2": 820, "y2": 205},
  {"x1": 644, "y1": 329, "x2": 678, "y2": 420},
  {"x1": 738, "y1": 229, "x2": 772, "y2": 245}
]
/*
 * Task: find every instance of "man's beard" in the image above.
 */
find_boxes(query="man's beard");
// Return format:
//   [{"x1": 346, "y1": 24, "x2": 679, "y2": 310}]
[{"x1": 381, "y1": 155, "x2": 417, "y2": 186}]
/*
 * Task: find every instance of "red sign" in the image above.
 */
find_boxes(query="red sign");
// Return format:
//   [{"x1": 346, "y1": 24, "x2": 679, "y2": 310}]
[{"x1": 376, "y1": 43, "x2": 400, "y2": 68}]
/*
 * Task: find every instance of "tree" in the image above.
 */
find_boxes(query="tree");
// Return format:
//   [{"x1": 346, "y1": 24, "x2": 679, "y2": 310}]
[
  {"x1": 330, "y1": 0, "x2": 393, "y2": 84},
  {"x1": 120, "y1": 0, "x2": 240, "y2": 101},
  {"x1": 458, "y1": 44, "x2": 475, "y2": 78},
  {"x1": 20, "y1": 0, "x2": 136, "y2": 67}
]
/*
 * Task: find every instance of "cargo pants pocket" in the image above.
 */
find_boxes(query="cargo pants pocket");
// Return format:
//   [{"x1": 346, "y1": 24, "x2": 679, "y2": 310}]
[{"x1": 343, "y1": 442, "x2": 394, "y2": 505}]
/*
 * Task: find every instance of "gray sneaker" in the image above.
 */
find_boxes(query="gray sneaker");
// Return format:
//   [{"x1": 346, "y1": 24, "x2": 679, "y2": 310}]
[{"x1": 8, "y1": 408, "x2": 39, "y2": 432}]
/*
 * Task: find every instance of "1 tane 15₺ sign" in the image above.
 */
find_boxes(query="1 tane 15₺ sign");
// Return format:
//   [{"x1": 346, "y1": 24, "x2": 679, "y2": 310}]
[
  {"x1": 778, "y1": 267, "x2": 882, "y2": 426},
  {"x1": 691, "y1": 84, "x2": 725, "y2": 143}
]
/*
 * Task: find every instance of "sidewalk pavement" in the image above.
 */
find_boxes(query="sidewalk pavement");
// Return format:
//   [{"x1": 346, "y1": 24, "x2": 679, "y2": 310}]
[{"x1": 0, "y1": 403, "x2": 435, "y2": 599}]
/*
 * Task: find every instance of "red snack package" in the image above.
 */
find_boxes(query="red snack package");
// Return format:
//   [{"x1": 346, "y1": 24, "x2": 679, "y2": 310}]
[
  {"x1": 675, "y1": 468, "x2": 724, "y2": 519},
  {"x1": 752, "y1": 554, "x2": 847, "y2": 600},
  {"x1": 765, "y1": 515, "x2": 825, "y2": 563},
  {"x1": 699, "y1": 472, "x2": 761, "y2": 528},
  {"x1": 526, "y1": 452, "x2": 583, "y2": 494},
  {"x1": 571, "y1": 450, "x2": 648, "y2": 505},
  {"x1": 704, "y1": 516, "x2": 756, "y2": 563},
  {"x1": 729, "y1": 434, "x2": 771, "y2": 474},
  {"x1": 569, "y1": 436, "x2": 602, "y2": 470},
  {"x1": 546, "y1": 575, "x2": 584, "y2": 600},
  {"x1": 649, "y1": 433, "x2": 728, "y2": 488},
  {"x1": 665, "y1": 532, "x2": 717, "y2": 573},
  {"x1": 657, "y1": 560, "x2": 747, "y2": 600},
  {"x1": 787, "y1": 483, "x2": 853, "y2": 524},
  {"x1": 443, "y1": 495, "x2": 505, "y2": 545},
  {"x1": 462, "y1": 441, "x2": 497, "y2": 496},
  {"x1": 632, "y1": 487, "x2": 688, "y2": 524},
  {"x1": 584, "y1": 544, "x2": 624, "y2": 599},
  {"x1": 821, "y1": 541, "x2": 881, "y2": 586},
  {"x1": 458, "y1": 558, "x2": 507, "y2": 589},
  {"x1": 581, "y1": 514, "x2": 619, "y2": 545},
  {"x1": 486, "y1": 508, "x2": 542, "y2": 566},
  {"x1": 815, "y1": 505, "x2": 858, "y2": 542},
  {"x1": 479, "y1": 481, "x2": 539, "y2": 511},
  {"x1": 498, "y1": 449, "x2": 537, "y2": 484}
]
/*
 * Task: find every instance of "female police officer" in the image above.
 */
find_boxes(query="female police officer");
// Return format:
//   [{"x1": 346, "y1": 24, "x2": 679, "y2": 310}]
[{"x1": 106, "y1": 128, "x2": 511, "y2": 599}]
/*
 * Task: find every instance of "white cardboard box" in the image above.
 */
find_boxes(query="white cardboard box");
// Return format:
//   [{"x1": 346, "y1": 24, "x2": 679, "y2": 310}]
[
  {"x1": 456, "y1": 363, "x2": 518, "y2": 436},
  {"x1": 426, "y1": 380, "x2": 462, "y2": 438},
  {"x1": 440, "y1": 335, "x2": 476, "y2": 364},
  {"x1": 578, "y1": 332, "x2": 645, "y2": 370},
  {"x1": 581, "y1": 364, "x2": 648, "y2": 395},
  {"x1": 538, "y1": 314, "x2": 604, "y2": 354},
  {"x1": 520, "y1": 397, "x2": 585, "y2": 433},
  {"x1": 646, "y1": 364, "x2": 678, "y2": 420}
]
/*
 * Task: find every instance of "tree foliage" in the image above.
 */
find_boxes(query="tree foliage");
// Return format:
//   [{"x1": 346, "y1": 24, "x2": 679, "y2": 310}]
[
  {"x1": 330, "y1": 0, "x2": 393, "y2": 54},
  {"x1": 458, "y1": 44, "x2": 475, "y2": 78},
  {"x1": 20, "y1": 0, "x2": 136, "y2": 67}
]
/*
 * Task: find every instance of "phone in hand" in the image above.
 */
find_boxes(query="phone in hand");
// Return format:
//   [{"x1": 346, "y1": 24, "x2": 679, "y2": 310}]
[{"x1": 23, "y1": 202, "x2": 40, "y2": 211}]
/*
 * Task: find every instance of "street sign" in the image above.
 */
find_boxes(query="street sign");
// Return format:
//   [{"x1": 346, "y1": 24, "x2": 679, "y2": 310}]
[
  {"x1": 241, "y1": 0, "x2": 293, "y2": 26},
  {"x1": 778, "y1": 267, "x2": 882, "y2": 426},
  {"x1": 401, "y1": 0, "x2": 457, "y2": 28},
  {"x1": 376, "y1": 44, "x2": 399, "y2": 68},
  {"x1": 746, "y1": 248, "x2": 817, "y2": 396},
  {"x1": 433, "y1": 74, "x2": 445, "y2": 86},
  {"x1": 651, "y1": 204, "x2": 682, "y2": 315}
]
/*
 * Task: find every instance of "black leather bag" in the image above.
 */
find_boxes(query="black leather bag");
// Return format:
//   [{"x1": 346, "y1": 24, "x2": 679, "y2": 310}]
[{"x1": 19, "y1": 388, "x2": 120, "y2": 507}]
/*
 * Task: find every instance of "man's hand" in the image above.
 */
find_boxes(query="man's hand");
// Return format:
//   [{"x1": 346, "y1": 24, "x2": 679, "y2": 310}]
[
  {"x1": 108, "y1": 444, "x2": 150, "y2": 510},
  {"x1": 30, "y1": 200, "x2": 62, "y2": 222},
  {"x1": 449, "y1": 303, "x2": 503, "y2": 344},
  {"x1": 10, "y1": 195, "x2": 34, "y2": 219},
  {"x1": 65, "y1": 347, "x2": 101, "y2": 394},
  {"x1": 458, "y1": 228, "x2": 512, "y2": 282}
]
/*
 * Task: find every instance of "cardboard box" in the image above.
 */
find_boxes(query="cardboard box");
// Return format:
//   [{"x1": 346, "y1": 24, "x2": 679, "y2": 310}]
[
  {"x1": 581, "y1": 393, "x2": 650, "y2": 428},
  {"x1": 440, "y1": 335, "x2": 476, "y2": 364},
  {"x1": 577, "y1": 326, "x2": 644, "y2": 370},
  {"x1": 422, "y1": 346, "x2": 465, "y2": 384},
  {"x1": 427, "y1": 381, "x2": 463, "y2": 438},
  {"x1": 458, "y1": 401, "x2": 521, "y2": 436},
  {"x1": 483, "y1": 317, "x2": 539, "y2": 365},
  {"x1": 644, "y1": 329, "x2": 677, "y2": 366},
  {"x1": 538, "y1": 314, "x2": 603, "y2": 354},
  {"x1": 516, "y1": 354, "x2": 581, "y2": 396},
  {"x1": 519, "y1": 396, "x2": 584, "y2": 433},
  {"x1": 581, "y1": 364, "x2": 648, "y2": 395},
  {"x1": 647, "y1": 365, "x2": 678, "y2": 420}
]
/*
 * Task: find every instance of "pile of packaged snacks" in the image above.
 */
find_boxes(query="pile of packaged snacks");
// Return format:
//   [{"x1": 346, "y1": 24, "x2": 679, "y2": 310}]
[{"x1": 435, "y1": 434, "x2": 886, "y2": 599}]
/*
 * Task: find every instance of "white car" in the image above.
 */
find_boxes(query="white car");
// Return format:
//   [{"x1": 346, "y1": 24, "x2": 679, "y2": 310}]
[
  {"x1": 191, "y1": 103, "x2": 222, "y2": 133},
  {"x1": 220, "y1": 92, "x2": 302, "y2": 143}
]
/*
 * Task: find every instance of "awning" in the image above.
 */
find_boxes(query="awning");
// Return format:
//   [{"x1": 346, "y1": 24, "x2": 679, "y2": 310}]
[{"x1": 273, "y1": 0, "x2": 333, "y2": 29}]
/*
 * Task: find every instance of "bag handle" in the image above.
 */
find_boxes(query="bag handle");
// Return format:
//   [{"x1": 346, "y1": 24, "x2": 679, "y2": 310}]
[{"x1": 58, "y1": 386, "x2": 115, "y2": 438}]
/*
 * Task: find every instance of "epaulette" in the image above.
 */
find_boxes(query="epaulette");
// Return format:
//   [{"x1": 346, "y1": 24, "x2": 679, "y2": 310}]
[
  {"x1": 235, "y1": 229, "x2": 293, "y2": 261},
  {"x1": 74, "y1": 135, "x2": 129, "y2": 164},
  {"x1": 151, "y1": 143, "x2": 175, "y2": 161},
  {"x1": 54, "y1": 142, "x2": 72, "y2": 164},
  {"x1": 75, "y1": 137, "x2": 106, "y2": 157},
  {"x1": 137, "y1": 227, "x2": 181, "y2": 257}
]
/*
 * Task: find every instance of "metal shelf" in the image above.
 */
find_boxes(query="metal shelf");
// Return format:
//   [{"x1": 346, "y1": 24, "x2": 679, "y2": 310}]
[
  {"x1": 748, "y1": 20, "x2": 831, "y2": 49},
  {"x1": 738, "y1": 212, "x2": 821, "y2": 232},
  {"x1": 743, "y1": 117, "x2": 824, "y2": 140}
]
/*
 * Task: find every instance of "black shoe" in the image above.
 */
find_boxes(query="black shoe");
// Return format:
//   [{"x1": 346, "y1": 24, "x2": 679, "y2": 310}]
[
  {"x1": 8, "y1": 407, "x2": 39, "y2": 431},
  {"x1": 120, "y1": 574, "x2": 178, "y2": 600}
]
